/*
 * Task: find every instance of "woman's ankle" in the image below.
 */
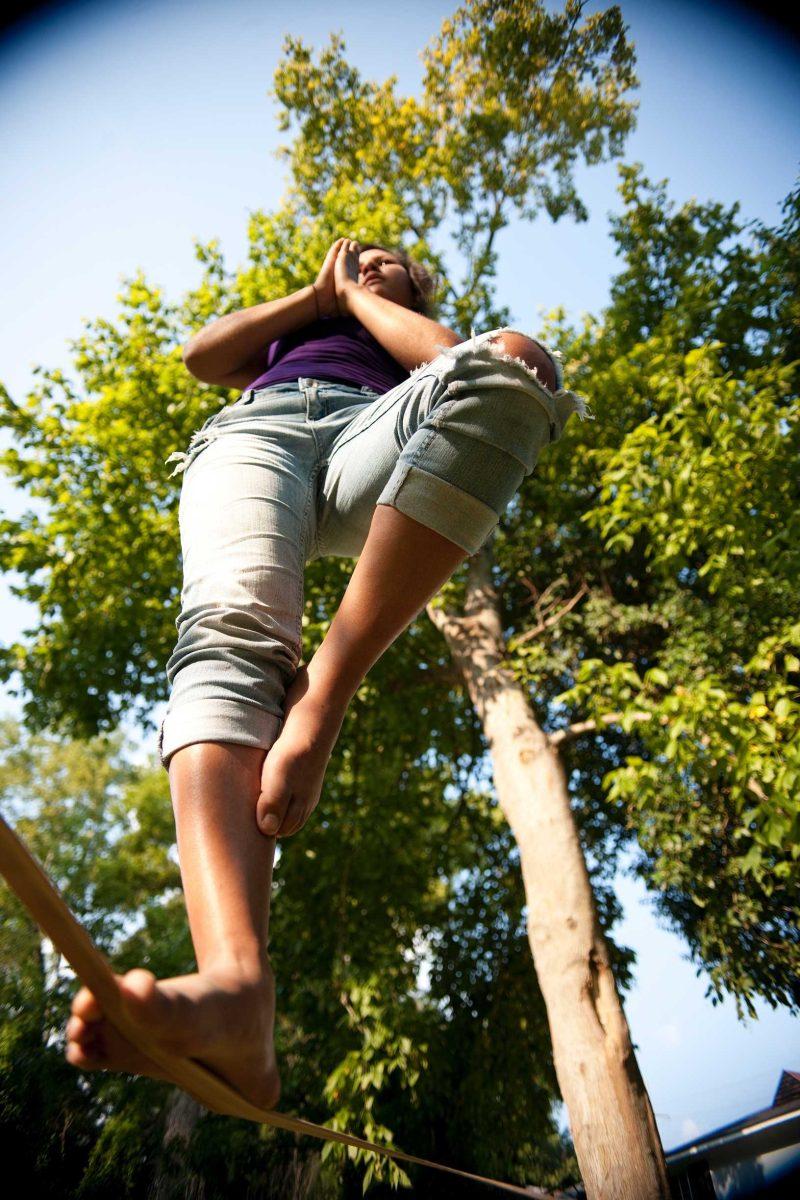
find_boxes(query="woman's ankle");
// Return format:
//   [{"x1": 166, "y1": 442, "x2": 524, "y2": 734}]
[{"x1": 198, "y1": 950, "x2": 273, "y2": 984}]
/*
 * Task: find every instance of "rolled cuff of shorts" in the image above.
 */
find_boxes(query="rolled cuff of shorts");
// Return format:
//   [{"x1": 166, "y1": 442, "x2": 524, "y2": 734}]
[
  {"x1": 158, "y1": 699, "x2": 283, "y2": 770},
  {"x1": 376, "y1": 462, "x2": 498, "y2": 556}
]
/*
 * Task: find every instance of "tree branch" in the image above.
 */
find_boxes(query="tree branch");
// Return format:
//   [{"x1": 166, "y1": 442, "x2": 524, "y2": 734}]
[
  {"x1": 513, "y1": 582, "x2": 589, "y2": 645},
  {"x1": 548, "y1": 709, "x2": 656, "y2": 746},
  {"x1": 548, "y1": 718, "x2": 771, "y2": 812}
]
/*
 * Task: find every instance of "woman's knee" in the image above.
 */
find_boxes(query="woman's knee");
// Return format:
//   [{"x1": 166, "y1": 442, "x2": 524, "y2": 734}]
[
  {"x1": 168, "y1": 740, "x2": 267, "y2": 790},
  {"x1": 486, "y1": 331, "x2": 558, "y2": 393}
]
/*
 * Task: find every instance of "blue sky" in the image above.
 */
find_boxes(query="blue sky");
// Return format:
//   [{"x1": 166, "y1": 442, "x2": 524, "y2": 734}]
[{"x1": 1, "y1": 0, "x2": 798, "y2": 1154}]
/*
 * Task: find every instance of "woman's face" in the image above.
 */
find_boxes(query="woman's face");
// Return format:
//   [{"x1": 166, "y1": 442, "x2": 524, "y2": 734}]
[{"x1": 357, "y1": 247, "x2": 416, "y2": 310}]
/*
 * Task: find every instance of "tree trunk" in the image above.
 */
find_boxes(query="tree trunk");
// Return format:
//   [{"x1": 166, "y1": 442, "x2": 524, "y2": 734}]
[{"x1": 425, "y1": 542, "x2": 670, "y2": 1200}]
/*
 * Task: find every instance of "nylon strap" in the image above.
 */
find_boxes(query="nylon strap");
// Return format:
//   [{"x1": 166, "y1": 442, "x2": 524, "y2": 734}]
[{"x1": 0, "y1": 813, "x2": 552, "y2": 1197}]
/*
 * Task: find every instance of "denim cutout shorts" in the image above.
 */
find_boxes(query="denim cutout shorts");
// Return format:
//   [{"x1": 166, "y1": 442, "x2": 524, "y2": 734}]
[{"x1": 157, "y1": 326, "x2": 592, "y2": 768}]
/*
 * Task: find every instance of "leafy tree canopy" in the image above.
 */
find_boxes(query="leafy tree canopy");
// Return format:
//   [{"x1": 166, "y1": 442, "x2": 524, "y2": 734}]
[{"x1": 1, "y1": 1, "x2": 798, "y2": 1192}]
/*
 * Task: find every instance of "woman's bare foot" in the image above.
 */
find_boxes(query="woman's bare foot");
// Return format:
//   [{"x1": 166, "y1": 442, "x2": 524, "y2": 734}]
[
  {"x1": 65, "y1": 961, "x2": 280, "y2": 1111},
  {"x1": 257, "y1": 663, "x2": 349, "y2": 838}
]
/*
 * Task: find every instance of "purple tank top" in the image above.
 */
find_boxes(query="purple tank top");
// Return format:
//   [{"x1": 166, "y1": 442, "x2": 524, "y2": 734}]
[{"x1": 244, "y1": 316, "x2": 409, "y2": 395}]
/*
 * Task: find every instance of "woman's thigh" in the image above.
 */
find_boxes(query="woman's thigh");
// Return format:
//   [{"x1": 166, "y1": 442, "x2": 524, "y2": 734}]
[
  {"x1": 314, "y1": 368, "x2": 446, "y2": 558},
  {"x1": 314, "y1": 329, "x2": 572, "y2": 560},
  {"x1": 182, "y1": 429, "x2": 312, "y2": 596},
  {"x1": 172, "y1": 423, "x2": 320, "y2": 692},
  {"x1": 158, "y1": 395, "x2": 325, "y2": 765}
]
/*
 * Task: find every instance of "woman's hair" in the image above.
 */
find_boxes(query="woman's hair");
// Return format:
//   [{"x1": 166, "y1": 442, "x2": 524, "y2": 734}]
[{"x1": 358, "y1": 242, "x2": 440, "y2": 316}]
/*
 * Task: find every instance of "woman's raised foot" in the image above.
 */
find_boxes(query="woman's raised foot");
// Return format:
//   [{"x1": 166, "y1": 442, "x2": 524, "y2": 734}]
[{"x1": 65, "y1": 962, "x2": 280, "y2": 1112}]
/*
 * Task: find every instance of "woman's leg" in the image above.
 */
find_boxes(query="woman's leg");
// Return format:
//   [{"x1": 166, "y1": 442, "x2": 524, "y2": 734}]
[
  {"x1": 66, "y1": 741, "x2": 281, "y2": 1108},
  {"x1": 67, "y1": 408, "x2": 320, "y2": 1104},
  {"x1": 257, "y1": 505, "x2": 468, "y2": 836},
  {"x1": 257, "y1": 332, "x2": 575, "y2": 837}
]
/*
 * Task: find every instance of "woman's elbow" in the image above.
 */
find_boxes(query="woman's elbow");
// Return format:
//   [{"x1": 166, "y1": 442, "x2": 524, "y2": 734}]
[{"x1": 182, "y1": 339, "x2": 209, "y2": 381}]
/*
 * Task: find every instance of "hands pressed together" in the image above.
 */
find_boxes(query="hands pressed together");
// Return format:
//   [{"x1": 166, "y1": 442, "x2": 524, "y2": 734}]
[{"x1": 312, "y1": 237, "x2": 364, "y2": 319}]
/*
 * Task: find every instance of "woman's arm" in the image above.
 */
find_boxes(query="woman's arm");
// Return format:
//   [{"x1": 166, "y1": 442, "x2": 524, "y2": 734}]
[
  {"x1": 182, "y1": 285, "x2": 317, "y2": 385},
  {"x1": 196, "y1": 344, "x2": 275, "y2": 393},
  {"x1": 339, "y1": 282, "x2": 461, "y2": 371}
]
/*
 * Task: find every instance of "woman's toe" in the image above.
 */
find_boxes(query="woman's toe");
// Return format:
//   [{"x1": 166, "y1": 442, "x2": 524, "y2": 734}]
[
  {"x1": 118, "y1": 969, "x2": 172, "y2": 1024},
  {"x1": 66, "y1": 1036, "x2": 105, "y2": 1068},
  {"x1": 71, "y1": 985, "x2": 104, "y2": 1022},
  {"x1": 66, "y1": 1014, "x2": 94, "y2": 1045},
  {"x1": 123, "y1": 968, "x2": 162, "y2": 999},
  {"x1": 117, "y1": 969, "x2": 193, "y2": 1054}
]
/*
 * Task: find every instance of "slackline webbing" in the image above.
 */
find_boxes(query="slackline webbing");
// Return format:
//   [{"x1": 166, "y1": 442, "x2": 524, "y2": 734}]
[{"x1": 0, "y1": 813, "x2": 550, "y2": 1197}]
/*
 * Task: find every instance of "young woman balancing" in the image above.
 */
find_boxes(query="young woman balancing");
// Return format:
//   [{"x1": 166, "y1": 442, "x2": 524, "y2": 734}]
[{"x1": 64, "y1": 237, "x2": 588, "y2": 1108}]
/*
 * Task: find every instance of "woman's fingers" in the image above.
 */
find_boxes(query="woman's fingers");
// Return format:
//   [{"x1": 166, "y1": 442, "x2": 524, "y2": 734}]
[
  {"x1": 323, "y1": 237, "x2": 346, "y2": 268},
  {"x1": 322, "y1": 235, "x2": 357, "y2": 276},
  {"x1": 334, "y1": 239, "x2": 360, "y2": 288},
  {"x1": 315, "y1": 239, "x2": 341, "y2": 288},
  {"x1": 322, "y1": 237, "x2": 348, "y2": 278},
  {"x1": 277, "y1": 794, "x2": 310, "y2": 839},
  {"x1": 313, "y1": 237, "x2": 350, "y2": 319},
  {"x1": 256, "y1": 771, "x2": 293, "y2": 836},
  {"x1": 321, "y1": 237, "x2": 359, "y2": 281}
]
